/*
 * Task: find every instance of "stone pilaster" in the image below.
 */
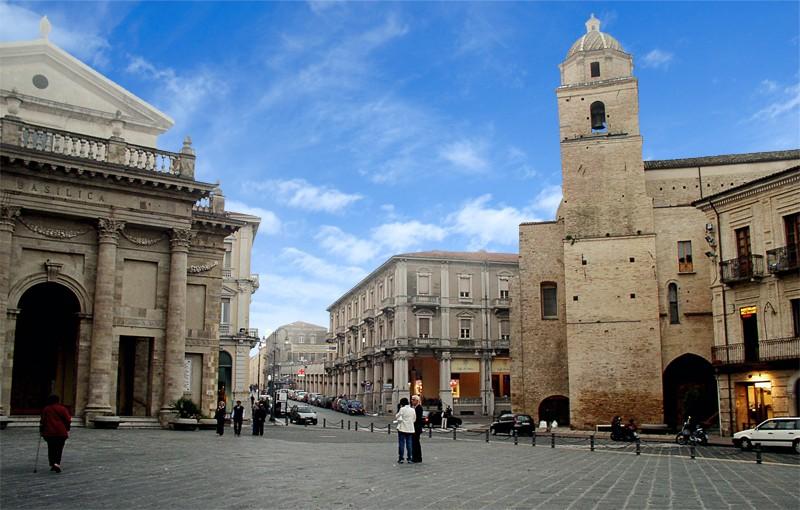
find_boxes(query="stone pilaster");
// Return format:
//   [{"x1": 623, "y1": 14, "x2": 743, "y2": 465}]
[
  {"x1": 372, "y1": 361, "x2": 382, "y2": 413},
  {"x1": 438, "y1": 351, "x2": 453, "y2": 409},
  {"x1": 0, "y1": 206, "x2": 20, "y2": 417},
  {"x1": 159, "y1": 228, "x2": 193, "y2": 427},
  {"x1": 392, "y1": 350, "x2": 410, "y2": 409},
  {"x1": 84, "y1": 218, "x2": 124, "y2": 425},
  {"x1": 480, "y1": 353, "x2": 494, "y2": 417},
  {"x1": 1, "y1": 309, "x2": 20, "y2": 416}
]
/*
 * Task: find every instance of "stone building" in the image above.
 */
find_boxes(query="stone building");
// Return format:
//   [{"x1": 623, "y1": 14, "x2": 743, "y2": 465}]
[
  {"x1": 694, "y1": 167, "x2": 799, "y2": 434},
  {"x1": 512, "y1": 15, "x2": 799, "y2": 433},
  {"x1": 324, "y1": 251, "x2": 517, "y2": 416},
  {"x1": 217, "y1": 211, "x2": 261, "y2": 412},
  {"x1": 254, "y1": 321, "x2": 330, "y2": 393},
  {"x1": 0, "y1": 20, "x2": 258, "y2": 427}
]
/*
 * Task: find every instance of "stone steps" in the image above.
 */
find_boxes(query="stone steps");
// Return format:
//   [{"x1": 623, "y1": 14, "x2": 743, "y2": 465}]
[{"x1": 3, "y1": 416, "x2": 162, "y2": 429}]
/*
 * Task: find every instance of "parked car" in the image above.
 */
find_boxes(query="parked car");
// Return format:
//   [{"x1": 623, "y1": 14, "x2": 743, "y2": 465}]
[
  {"x1": 333, "y1": 398, "x2": 348, "y2": 412},
  {"x1": 288, "y1": 405, "x2": 318, "y2": 425},
  {"x1": 345, "y1": 400, "x2": 365, "y2": 415},
  {"x1": 294, "y1": 391, "x2": 307, "y2": 402},
  {"x1": 490, "y1": 413, "x2": 534, "y2": 436},
  {"x1": 733, "y1": 417, "x2": 800, "y2": 453}
]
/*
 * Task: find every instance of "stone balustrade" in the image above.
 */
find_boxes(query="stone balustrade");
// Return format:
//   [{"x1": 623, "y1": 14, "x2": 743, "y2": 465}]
[{"x1": 1, "y1": 117, "x2": 195, "y2": 179}]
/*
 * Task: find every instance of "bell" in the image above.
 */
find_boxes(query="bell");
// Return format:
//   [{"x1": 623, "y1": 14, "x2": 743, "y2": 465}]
[{"x1": 591, "y1": 110, "x2": 606, "y2": 131}]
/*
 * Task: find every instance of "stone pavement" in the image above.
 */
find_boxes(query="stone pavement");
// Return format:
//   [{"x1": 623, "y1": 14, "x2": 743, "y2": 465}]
[{"x1": 1, "y1": 425, "x2": 798, "y2": 510}]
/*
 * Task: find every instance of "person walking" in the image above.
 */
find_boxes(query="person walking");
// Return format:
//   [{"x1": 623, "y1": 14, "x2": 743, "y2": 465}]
[
  {"x1": 411, "y1": 394, "x2": 423, "y2": 463},
  {"x1": 214, "y1": 401, "x2": 226, "y2": 436},
  {"x1": 231, "y1": 400, "x2": 245, "y2": 436},
  {"x1": 39, "y1": 394, "x2": 71, "y2": 473},
  {"x1": 254, "y1": 401, "x2": 267, "y2": 436},
  {"x1": 394, "y1": 397, "x2": 415, "y2": 464}
]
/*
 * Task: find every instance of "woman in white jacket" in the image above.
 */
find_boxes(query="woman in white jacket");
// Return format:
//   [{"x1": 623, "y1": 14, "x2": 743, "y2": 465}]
[{"x1": 395, "y1": 397, "x2": 416, "y2": 464}]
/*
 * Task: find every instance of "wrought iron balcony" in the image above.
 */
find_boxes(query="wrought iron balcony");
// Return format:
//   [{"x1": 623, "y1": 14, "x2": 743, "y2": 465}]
[
  {"x1": 712, "y1": 337, "x2": 799, "y2": 365},
  {"x1": 410, "y1": 295, "x2": 440, "y2": 310},
  {"x1": 720, "y1": 254, "x2": 764, "y2": 284},
  {"x1": 766, "y1": 245, "x2": 799, "y2": 275}
]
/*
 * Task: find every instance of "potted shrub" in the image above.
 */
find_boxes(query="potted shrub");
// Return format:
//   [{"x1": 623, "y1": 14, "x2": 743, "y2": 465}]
[{"x1": 171, "y1": 397, "x2": 200, "y2": 431}]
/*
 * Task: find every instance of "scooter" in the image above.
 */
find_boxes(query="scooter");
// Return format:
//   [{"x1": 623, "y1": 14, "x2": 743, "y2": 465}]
[
  {"x1": 610, "y1": 416, "x2": 639, "y2": 441},
  {"x1": 675, "y1": 418, "x2": 708, "y2": 445}
]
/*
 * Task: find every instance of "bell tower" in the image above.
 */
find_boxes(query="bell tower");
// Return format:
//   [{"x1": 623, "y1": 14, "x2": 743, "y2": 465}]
[{"x1": 557, "y1": 15, "x2": 664, "y2": 428}]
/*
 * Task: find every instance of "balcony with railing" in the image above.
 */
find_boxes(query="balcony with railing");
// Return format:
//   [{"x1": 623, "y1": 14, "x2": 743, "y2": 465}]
[
  {"x1": 381, "y1": 297, "x2": 396, "y2": 313},
  {"x1": 721, "y1": 254, "x2": 764, "y2": 285},
  {"x1": 491, "y1": 297, "x2": 511, "y2": 313},
  {"x1": 347, "y1": 318, "x2": 359, "y2": 331},
  {"x1": 335, "y1": 325, "x2": 346, "y2": 337},
  {"x1": 712, "y1": 337, "x2": 799, "y2": 365},
  {"x1": 766, "y1": 245, "x2": 799, "y2": 276},
  {"x1": 1, "y1": 117, "x2": 196, "y2": 179},
  {"x1": 362, "y1": 307, "x2": 375, "y2": 323},
  {"x1": 411, "y1": 337, "x2": 440, "y2": 348},
  {"x1": 410, "y1": 295, "x2": 440, "y2": 310},
  {"x1": 222, "y1": 268, "x2": 232, "y2": 278}
]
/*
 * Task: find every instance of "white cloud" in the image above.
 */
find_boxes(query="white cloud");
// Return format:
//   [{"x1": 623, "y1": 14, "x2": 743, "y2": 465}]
[
  {"x1": 372, "y1": 221, "x2": 447, "y2": 252},
  {"x1": 759, "y1": 79, "x2": 779, "y2": 94},
  {"x1": 752, "y1": 82, "x2": 800, "y2": 120},
  {"x1": 280, "y1": 247, "x2": 365, "y2": 283},
  {"x1": 0, "y1": 2, "x2": 111, "y2": 67},
  {"x1": 316, "y1": 226, "x2": 381, "y2": 264},
  {"x1": 641, "y1": 49, "x2": 674, "y2": 69},
  {"x1": 447, "y1": 195, "x2": 535, "y2": 250},
  {"x1": 532, "y1": 185, "x2": 563, "y2": 218},
  {"x1": 225, "y1": 199, "x2": 282, "y2": 235},
  {"x1": 256, "y1": 179, "x2": 362, "y2": 213},
  {"x1": 125, "y1": 55, "x2": 224, "y2": 127},
  {"x1": 439, "y1": 139, "x2": 488, "y2": 172}
]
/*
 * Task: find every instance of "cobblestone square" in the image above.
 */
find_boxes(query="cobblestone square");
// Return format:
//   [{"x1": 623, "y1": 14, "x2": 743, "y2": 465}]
[{"x1": 2, "y1": 426, "x2": 798, "y2": 509}]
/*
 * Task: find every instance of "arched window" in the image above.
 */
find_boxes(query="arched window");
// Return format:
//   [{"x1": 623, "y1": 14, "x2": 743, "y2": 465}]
[
  {"x1": 668, "y1": 283, "x2": 679, "y2": 324},
  {"x1": 590, "y1": 101, "x2": 607, "y2": 132}
]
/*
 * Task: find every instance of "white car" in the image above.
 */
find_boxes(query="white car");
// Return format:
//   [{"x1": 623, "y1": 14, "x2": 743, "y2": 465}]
[{"x1": 732, "y1": 417, "x2": 800, "y2": 453}]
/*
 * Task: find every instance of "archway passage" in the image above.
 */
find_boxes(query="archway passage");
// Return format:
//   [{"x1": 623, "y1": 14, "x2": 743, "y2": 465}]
[
  {"x1": 539, "y1": 395, "x2": 570, "y2": 426},
  {"x1": 11, "y1": 282, "x2": 80, "y2": 415},
  {"x1": 663, "y1": 354, "x2": 718, "y2": 431}
]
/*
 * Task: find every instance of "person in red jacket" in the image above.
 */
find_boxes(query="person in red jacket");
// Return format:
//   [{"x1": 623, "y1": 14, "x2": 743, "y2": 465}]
[{"x1": 40, "y1": 394, "x2": 71, "y2": 473}]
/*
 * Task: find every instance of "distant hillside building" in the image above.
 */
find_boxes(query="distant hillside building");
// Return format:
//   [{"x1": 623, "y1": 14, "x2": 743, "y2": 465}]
[{"x1": 512, "y1": 15, "x2": 799, "y2": 434}]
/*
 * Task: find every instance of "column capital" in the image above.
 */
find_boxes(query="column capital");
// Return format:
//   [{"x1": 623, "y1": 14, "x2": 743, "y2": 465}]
[
  {"x1": 97, "y1": 218, "x2": 125, "y2": 243},
  {"x1": 169, "y1": 228, "x2": 194, "y2": 250},
  {"x1": 0, "y1": 206, "x2": 21, "y2": 232},
  {"x1": 436, "y1": 351, "x2": 452, "y2": 362}
]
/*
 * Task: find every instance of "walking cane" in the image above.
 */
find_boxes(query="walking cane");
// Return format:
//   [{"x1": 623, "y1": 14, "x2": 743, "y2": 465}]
[{"x1": 33, "y1": 436, "x2": 42, "y2": 473}]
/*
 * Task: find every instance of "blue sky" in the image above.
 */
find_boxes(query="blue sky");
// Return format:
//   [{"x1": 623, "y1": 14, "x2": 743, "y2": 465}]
[{"x1": 2, "y1": 1, "x2": 799, "y2": 338}]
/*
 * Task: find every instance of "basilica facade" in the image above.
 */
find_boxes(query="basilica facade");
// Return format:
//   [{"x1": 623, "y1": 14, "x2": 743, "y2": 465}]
[{"x1": 0, "y1": 20, "x2": 254, "y2": 427}]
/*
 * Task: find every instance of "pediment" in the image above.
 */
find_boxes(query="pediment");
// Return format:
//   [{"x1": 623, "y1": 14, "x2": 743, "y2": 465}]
[{"x1": 0, "y1": 39, "x2": 172, "y2": 145}]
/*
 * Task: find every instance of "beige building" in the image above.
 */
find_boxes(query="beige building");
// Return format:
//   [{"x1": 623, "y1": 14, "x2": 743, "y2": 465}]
[
  {"x1": 217, "y1": 211, "x2": 260, "y2": 412},
  {"x1": 0, "y1": 20, "x2": 258, "y2": 427},
  {"x1": 695, "y1": 167, "x2": 799, "y2": 434},
  {"x1": 253, "y1": 321, "x2": 330, "y2": 393},
  {"x1": 512, "y1": 15, "x2": 799, "y2": 433},
  {"x1": 324, "y1": 251, "x2": 517, "y2": 416}
]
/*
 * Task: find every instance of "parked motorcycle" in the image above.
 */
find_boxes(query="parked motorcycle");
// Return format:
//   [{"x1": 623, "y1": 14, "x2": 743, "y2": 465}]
[
  {"x1": 675, "y1": 417, "x2": 708, "y2": 445},
  {"x1": 610, "y1": 415, "x2": 639, "y2": 441}
]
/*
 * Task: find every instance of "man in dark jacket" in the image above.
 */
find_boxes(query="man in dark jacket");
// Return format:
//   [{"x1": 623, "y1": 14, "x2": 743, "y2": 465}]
[
  {"x1": 254, "y1": 401, "x2": 267, "y2": 436},
  {"x1": 411, "y1": 394, "x2": 423, "y2": 463},
  {"x1": 40, "y1": 394, "x2": 71, "y2": 473},
  {"x1": 232, "y1": 400, "x2": 245, "y2": 436}
]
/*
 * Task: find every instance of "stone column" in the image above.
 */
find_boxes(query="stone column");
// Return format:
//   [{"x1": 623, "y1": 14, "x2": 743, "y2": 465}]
[
  {"x1": 480, "y1": 353, "x2": 494, "y2": 417},
  {"x1": 0, "y1": 206, "x2": 20, "y2": 417},
  {"x1": 159, "y1": 228, "x2": 193, "y2": 427},
  {"x1": 1, "y1": 309, "x2": 20, "y2": 417},
  {"x1": 438, "y1": 351, "x2": 453, "y2": 409},
  {"x1": 372, "y1": 360, "x2": 381, "y2": 413},
  {"x1": 393, "y1": 350, "x2": 410, "y2": 409},
  {"x1": 357, "y1": 364, "x2": 365, "y2": 401},
  {"x1": 383, "y1": 358, "x2": 393, "y2": 413},
  {"x1": 84, "y1": 218, "x2": 124, "y2": 425}
]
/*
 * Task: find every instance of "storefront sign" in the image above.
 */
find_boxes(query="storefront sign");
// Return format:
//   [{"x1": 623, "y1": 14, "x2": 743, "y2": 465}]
[
  {"x1": 739, "y1": 306, "x2": 757, "y2": 318},
  {"x1": 184, "y1": 358, "x2": 192, "y2": 392},
  {"x1": 451, "y1": 358, "x2": 480, "y2": 373},
  {"x1": 492, "y1": 358, "x2": 510, "y2": 373}
]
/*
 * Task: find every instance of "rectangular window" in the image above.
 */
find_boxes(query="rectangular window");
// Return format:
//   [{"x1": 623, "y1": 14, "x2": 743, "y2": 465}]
[
  {"x1": 792, "y1": 299, "x2": 800, "y2": 338},
  {"x1": 678, "y1": 241, "x2": 693, "y2": 272},
  {"x1": 590, "y1": 61, "x2": 600, "y2": 77},
  {"x1": 459, "y1": 318, "x2": 471, "y2": 339},
  {"x1": 419, "y1": 317, "x2": 430, "y2": 339},
  {"x1": 378, "y1": 283, "x2": 384, "y2": 300},
  {"x1": 499, "y1": 277, "x2": 510, "y2": 299},
  {"x1": 541, "y1": 283, "x2": 557, "y2": 319},
  {"x1": 458, "y1": 275, "x2": 471, "y2": 299},
  {"x1": 221, "y1": 298, "x2": 231, "y2": 324},
  {"x1": 785, "y1": 213, "x2": 799, "y2": 268},
  {"x1": 418, "y1": 274, "x2": 430, "y2": 295},
  {"x1": 298, "y1": 336, "x2": 304, "y2": 344},
  {"x1": 500, "y1": 320, "x2": 510, "y2": 341},
  {"x1": 223, "y1": 248, "x2": 232, "y2": 269}
]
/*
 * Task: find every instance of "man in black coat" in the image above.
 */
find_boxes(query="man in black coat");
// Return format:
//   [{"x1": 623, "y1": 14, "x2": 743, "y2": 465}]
[{"x1": 411, "y1": 395, "x2": 423, "y2": 463}]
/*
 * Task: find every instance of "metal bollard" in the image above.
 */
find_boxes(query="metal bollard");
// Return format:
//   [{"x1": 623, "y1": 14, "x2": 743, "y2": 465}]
[
  {"x1": 355, "y1": 422, "x2": 358, "y2": 431},
  {"x1": 370, "y1": 422, "x2": 374, "y2": 433},
  {"x1": 453, "y1": 428, "x2": 457, "y2": 440},
  {"x1": 347, "y1": 420, "x2": 351, "y2": 430},
  {"x1": 755, "y1": 443, "x2": 762, "y2": 465},
  {"x1": 513, "y1": 430, "x2": 518, "y2": 445},
  {"x1": 428, "y1": 426, "x2": 432, "y2": 438},
  {"x1": 551, "y1": 433, "x2": 555, "y2": 448},
  {"x1": 304, "y1": 420, "x2": 308, "y2": 427},
  {"x1": 285, "y1": 415, "x2": 289, "y2": 426},
  {"x1": 590, "y1": 434, "x2": 595, "y2": 452},
  {"x1": 341, "y1": 420, "x2": 344, "y2": 429},
  {"x1": 690, "y1": 444, "x2": 695, "y2": 459},
  {"x1": 636, "y1": 439, "x2": 641, "y2": 455},
  {"x1": 486, "y1": 429, "x2": 490, "y2": 443},
  {"x1": 532, "y1": 431, "x2": 536, "y2": 447},
  {"x1": 323, "y1": 418, "x2": 326, "y2": 428},
  {"x1": 388, "y1": 423, "x2": 391, "y2": 434}
]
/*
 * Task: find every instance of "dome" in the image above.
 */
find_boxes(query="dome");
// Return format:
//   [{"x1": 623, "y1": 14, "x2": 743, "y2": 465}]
[{"x1": 566, "y1": 14, "x2": 623, "y2": 58}]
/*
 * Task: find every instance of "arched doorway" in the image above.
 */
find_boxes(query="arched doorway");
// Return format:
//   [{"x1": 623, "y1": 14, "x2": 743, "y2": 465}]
[
  {"x1": 663, "y1": 353, "x2": 718, "y2": 431},
  {"x1": 11, "y1": 282, "x2": 80, "y2": 415},
  {"x1": 218, "y1": 351, "x2": 232, "y2": 411},
  {"x1": 538, "y1": 395, "x2": 570, "y2": 426}
]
